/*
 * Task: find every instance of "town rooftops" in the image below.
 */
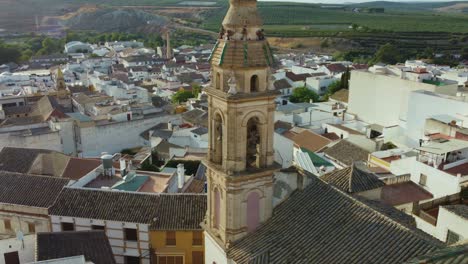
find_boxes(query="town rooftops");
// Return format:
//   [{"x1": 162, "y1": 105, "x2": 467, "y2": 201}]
[
  {"x1": 0, "y1": 171, "x2": 69, "y2": 208},
  {"x1": 49, "y1": 188, "x2": 207, "y2": 229},
  {"x1": 285, "y1": 71, "x2": 311, "y2": 82},
  {"x1": 443, "y1": 205, "x2": 468, "y2": 220},
  {"x1": 324, "y1": 140, "x2": 370, "y2": 166},
  {"x1": 292, "y1": 130, "x2": 331, "y2": 152},
  {"x1": 0, "y1": 147, "x2": 55, "y2": 174},
  {"x1": 0, "y1": 147, "x2": 100, "y2": 180},
  {"x1": 322, "y1": 132, "x2": 340, "y2": 141},
  {"x1": 404, "y1": 242, "x2": 468, "y2": 264},
  {"x1": 36, "y1": 231, "x2": 116, "y2": 264},
  {"x1": 329, "y1": 89, "x2": 349, "y2": 103},
  {"x1": 326, "y1": 63, "x2": 347, "y2": 73},
  {"x1": 226, "y1": 172, "x2": 443, "y2": 264},
  {"x1": 191, "y1": 127, "x2": 208, "y2": 136},
  {"x1": 417, "y1": 138, "x2": 468, "y2": 155},
  {"x1": 321, "y1": 163, "x2": 385, "y2": 193},
  {"x1": 273, "y1": 79, "x2": 292, "y2": 90},
  {"x1": 381, "y1": 181, "x2": 433, "y2": 206}
]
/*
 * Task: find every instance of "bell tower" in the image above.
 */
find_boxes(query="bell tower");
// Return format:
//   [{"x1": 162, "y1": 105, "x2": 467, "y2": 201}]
[{"x1": 204, "y1": 0, "x2": 279, "y2": 249}]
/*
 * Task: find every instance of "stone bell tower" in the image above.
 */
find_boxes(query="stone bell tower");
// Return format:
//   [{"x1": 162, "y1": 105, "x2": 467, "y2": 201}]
[{"x1": 203, "y1": 0, "x2": 279, "y2": 250}]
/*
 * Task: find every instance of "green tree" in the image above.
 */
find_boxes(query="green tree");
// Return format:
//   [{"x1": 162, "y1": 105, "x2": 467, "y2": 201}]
[
  {"x1": 289, "y1": 86, "x2": 319, "y2": 103},
  {"x1": 320, "y1": 39, "x2": 329, "y2": 49},
  {"x1": 461, "y1": 47, "x2": 468, "y2": 60},
  {"x1": 371, "y1": 43, "x2": 400, "y2": 65},
  {"x1": 419, "y1": 47, "x2": 434, "y2": 59},
  {"x1": 0, "y1": 45, "x2": 22, "y2": 64},
  {"x1": 340, "y1": 67, "x2": 351, "y2": 90},
  {"x1": 328, "y1": 80, "x2": 343, "y2": 95},
  {"x1": 192, "y1": 84, "x2": 202, "y2": 98},
  {"x1": 172, "y1": 90, "x2": 194, "y2": 104}
]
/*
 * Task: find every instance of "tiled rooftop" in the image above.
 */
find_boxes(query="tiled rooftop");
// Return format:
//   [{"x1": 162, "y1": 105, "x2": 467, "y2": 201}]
[{"x1": 381, "y1": 182, "x2": 433, "y2": 206}]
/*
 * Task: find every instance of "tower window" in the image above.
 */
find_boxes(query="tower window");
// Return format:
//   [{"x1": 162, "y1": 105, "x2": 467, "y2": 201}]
[
  {"x1": 250, "y1": 75, "x2": 259, "y2": 92},
  {"x1": 246, "y1": 117, "x2": 261, "y2": 168},
  {"x1": 212, "y1": 113, "x2": 223, "y2": 164},
  {"x1": 246, "y1": 191, "x2": 260, "y2": 232},
  {"x1": 216, "y1": 72, "x2": 221, "y2": 90}
]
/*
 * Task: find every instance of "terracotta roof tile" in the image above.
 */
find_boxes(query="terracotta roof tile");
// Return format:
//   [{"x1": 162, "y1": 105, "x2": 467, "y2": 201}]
[
  {"x1": 227, "y1": 173, "x2": 443, "y2": 264},
  {"x1": 324, "y1": 140, "x2": 370, "y2": 166},
  {"x1": 37, "y1": 231, "x2": 116, "y2": 263},
  {"x1": 49, "y1": 188, "x2": 206, "y2": 230},
  {"x1": 293, "y1": 130, "x2": 331, "y2": 152},
  {"x1": 321, "y1": 164, "x2": 385, "y2": 193},
  {"x1": 0, "y1": 171, "x2": 68, "y2": 208}
]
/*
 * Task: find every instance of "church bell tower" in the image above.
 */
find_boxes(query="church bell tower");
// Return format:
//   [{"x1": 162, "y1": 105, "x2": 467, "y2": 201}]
[{"x1": 204, "y1": 0, "x2": 279, "y2": 249}]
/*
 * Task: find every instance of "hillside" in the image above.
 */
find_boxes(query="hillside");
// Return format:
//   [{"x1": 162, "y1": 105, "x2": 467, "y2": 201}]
[{"x1": 348, "y1": 1, "x2": 468, "y2": 11}]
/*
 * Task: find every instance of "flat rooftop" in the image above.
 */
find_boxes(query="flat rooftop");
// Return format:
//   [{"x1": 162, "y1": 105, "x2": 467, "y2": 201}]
[
  {"x1": 381, "y1": 181, "x2": 433, "y2": 206},
  {"x1": 417, "y1": 138, "x2": 468, "y2": 155},
  {"x1": 85, "y1": 170, "x2": 172, "y2": 193},
  {"x1": 444, "y1": 162, "x2": 468, "y2": 176}
]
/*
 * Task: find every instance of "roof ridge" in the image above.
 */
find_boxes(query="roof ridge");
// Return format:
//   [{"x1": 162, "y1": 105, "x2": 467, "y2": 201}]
[
  {"x1": 0, "y1": 170, "x2": 70, "y2": 181},
  {"x1": 64, "y1": 186, "x2": 207, "y2": 196},
  {"x1": 348, "y1": 164, "x2": 355, "y2": 193},
  {"x1": 329, "y1": 183, "x2": 442, "y2": 247}
]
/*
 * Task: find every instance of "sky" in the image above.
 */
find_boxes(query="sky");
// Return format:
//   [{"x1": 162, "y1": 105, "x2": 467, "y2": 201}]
[{"x1": 261, "y1": 0, "x2": 464, "y2": 3}]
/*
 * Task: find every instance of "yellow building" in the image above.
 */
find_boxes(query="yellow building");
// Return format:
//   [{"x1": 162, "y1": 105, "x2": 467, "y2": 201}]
[
  {"x1": 149, "y1": 194, "x2": 206, "y2": 264},
  {"x1": 150, "y1": 230, "x2": 204, "y2": 264}
]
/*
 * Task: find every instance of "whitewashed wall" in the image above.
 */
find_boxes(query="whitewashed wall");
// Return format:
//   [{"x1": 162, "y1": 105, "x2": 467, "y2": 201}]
[
  {"x1": 348, "y1": 71, "x2": 456, "y2": 128},
  {"x1": 406, "y1": 91, "x2": 468, "y2": 147},
  {"x1": 0, "y1": 234, "x2": 35, "y2": 264},
  {"x1": 390, "y1": 157, "x2": 462, "y2": 198},
  {"x1": 50, "y1": 216, "x2": 151, "y2": 264},
  {"x1": 78, "y1": 114, "x2": 177, "y2": 157},
  {"x1": 204, "y1": 232, "x2": 231, "y2": 264}
]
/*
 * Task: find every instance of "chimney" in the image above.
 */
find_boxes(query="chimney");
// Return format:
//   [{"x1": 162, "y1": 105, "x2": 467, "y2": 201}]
[
  {"x1": 177, "y1": 163, "x2": 185, "y2": 189},
  {"x1": 168, "y1": 121, "x2": 173, "y2": 131},
  {"x1": 120, "y1": 158, "x2": 127, "y2": 177}
]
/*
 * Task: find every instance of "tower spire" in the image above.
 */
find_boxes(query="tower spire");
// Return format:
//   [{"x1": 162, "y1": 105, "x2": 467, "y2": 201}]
[{"x1": 204, "y1": 0, "x2": 278, "y2": 252}]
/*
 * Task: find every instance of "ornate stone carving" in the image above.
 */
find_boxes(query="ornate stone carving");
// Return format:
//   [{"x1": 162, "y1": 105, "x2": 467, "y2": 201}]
[{"x1": 227, "y1": 71, "x2": 238, "y2": 95}]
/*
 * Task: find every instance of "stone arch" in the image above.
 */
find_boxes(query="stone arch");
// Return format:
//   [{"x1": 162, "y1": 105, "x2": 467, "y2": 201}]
[
  {"x1": 246, "y1": 116, "x2": 262, "y2": 169},
  {"x1": 241, "y1": 111, "x2": 267, "y2": 127},
  {"x1": 250, "y1": 74, "x2": 259, "y2": 92},
  {"x1": 246, "y1": 191, "x2": 260, "y2": 232},
  {"x1": 212, "y1": 110, "x2": 224, "y2": 164}
]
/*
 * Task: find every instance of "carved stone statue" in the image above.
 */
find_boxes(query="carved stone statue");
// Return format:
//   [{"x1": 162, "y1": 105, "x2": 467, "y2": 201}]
[
  {"x1": 219, "y1": 26, "x2": 225, "y2": 39},
  {"x1": 256, "y1": 29, "x2": 265, "y2": 40},
  {"x1": 255, "y1": 144, "x2": 261, "y2": 168},
  {"x1": 227, "y1": 71, "x2": 237, "y2": 95},
  {"x1": 226, "y1": 30, "x2": 234, "y2": 40},
  {"x1": 214, "y1": 121, "x2": 223, "y2": 164},
  {"x1": 267, "y1": 69, "x2": 276, "y2": 91},
  {"x1": 241, "y1": 25, "x2": 248, "y2": 41},
  {"x1": 246, "y1": 123, "x2": 260, "y2": 168}
]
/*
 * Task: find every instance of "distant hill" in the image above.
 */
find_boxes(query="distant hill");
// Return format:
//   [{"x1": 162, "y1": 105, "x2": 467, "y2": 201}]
[{"x1": 347, "y1": 1, "x2": 468, "y2": 12}]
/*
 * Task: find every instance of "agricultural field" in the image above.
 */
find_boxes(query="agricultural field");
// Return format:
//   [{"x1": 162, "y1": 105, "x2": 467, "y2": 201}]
[{"x1": 202, "y1": 3, "x2": 468, "y2": 34}]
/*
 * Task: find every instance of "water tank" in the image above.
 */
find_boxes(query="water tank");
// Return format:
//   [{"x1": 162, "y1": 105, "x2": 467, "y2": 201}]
[{"x1": 101, "y1": 153, "x2": 113, "y2": 176}]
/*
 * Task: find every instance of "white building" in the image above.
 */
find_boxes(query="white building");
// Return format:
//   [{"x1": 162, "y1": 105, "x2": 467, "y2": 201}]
[
  {"x1": 406, "y1": 90, "x2": 468, "y2": 146},
  {"x1": 0, "y1": 234, "x2": 35, "y2": 264},
  {"x1": 49, "y1": 187, "x2": 206, "y2": 264},
  {"x1": 412, "y1": 194, "x2": 468, "y2": 244},
  {"x1": 348, "y1": 66, "x2": 458, "y2": 128}
]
